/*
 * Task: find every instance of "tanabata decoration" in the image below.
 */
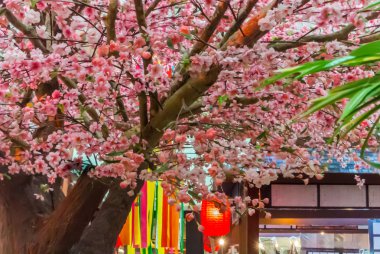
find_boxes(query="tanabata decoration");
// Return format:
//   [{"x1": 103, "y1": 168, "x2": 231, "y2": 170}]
[{"x1": 117, "y1": 181, "x2": 185, "y2": 254}]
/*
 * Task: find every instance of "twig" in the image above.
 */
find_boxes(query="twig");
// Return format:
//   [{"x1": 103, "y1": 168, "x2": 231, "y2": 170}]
[
  {"x1": 1, "y1": 8, "x2": 49, "y2": 53},
  {"x1": 189, "y1": 0, "x2": 230, "y2": 57},
  {"x1": 106, "y1": 0, "x2": 118, "y2": 43},
  {"x1": 220, "y1": 0, "x2": 259, "y2": 47},
  {"x1": 145, "y1": 0, "x2": 162, "y2": 16}
]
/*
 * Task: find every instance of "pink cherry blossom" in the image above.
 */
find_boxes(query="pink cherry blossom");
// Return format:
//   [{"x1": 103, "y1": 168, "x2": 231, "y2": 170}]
[
  {"x1": 149, "y1": 64, "x2": 163, "y2": 79},
  {"x1": 0, "y1": 0, "x2": 377, "y2": 234},
  {"x1": 185, "y1": 213, "x2": 194, "y2": 222}
]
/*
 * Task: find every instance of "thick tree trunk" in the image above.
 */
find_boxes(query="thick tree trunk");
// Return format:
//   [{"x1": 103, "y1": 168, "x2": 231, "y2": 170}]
[
  {"x1": 0, "y1": 172, "x2": 64, "y2": 254},
  {"x1": 29, "y1": 174, "x2": 109, "y2": 254},
  {"x1": 71, "y1": 179, "x2": 145, "y2": 254}
]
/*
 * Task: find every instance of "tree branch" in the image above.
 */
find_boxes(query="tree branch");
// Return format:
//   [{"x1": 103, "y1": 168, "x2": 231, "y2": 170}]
[
  {"x1": 166, "y1": 0, "x2": 231, "y2": 99},
  {"x1": 272, "y1": 25, "x2": 356, "y2": 51},
  {"x1": 139, "y1": 92, "x2": 148, "y2": 130},
  {"x1": 2, "y1": 8, "x2": 110, "y2": 136},
  {"x1": 189, "y1": 0, "x2": 230, "y2": 57},
  {"x1": 179, "y1": 97, "x2": 260, "y2": 119},
  {"x1": 134, "y1": 0, "x2": 148, "y2": 38},
  {"x1": 142, "y1": 65, "x2": 222, "y2": 146},
  {"x1": 224, "y1": 0, "x2": 282, "y2": 48},
  {"x1": 106, "y1": 2, "x2": 130, "y2": 122},
  {"x1": 163, "y1": 1, "x2": 283, "y2": 125},
  {"x1": 271, "y1": 12, "x2": 379, "y2": 51},
  {"x1": 134, "y1": 0, "x2": 159, "y2": 126},
  {"x1": 1, "y1": 8, "x2": 49, "y2": 54},
  {"x1": 145, "y1": 0, "x2": 162, "y2": 17},
  {"x1": 70, "y1": 172, "x2": 146, "y2": 253},
  {"x1": 59, "y1": 76, "x2": 101, "y2": 123},
  {"x1": 30, "y1": 174, "x2": 109, "y2": 254},
  {"x1": 219, "y1": 0, "x2": 259, "y2": 47},
  {"x1": 360, "y1": 32, "x2": 380, "y2": 44},
  {"x1": 106, "y1": 0, "x2": 118, "y2": 43}
]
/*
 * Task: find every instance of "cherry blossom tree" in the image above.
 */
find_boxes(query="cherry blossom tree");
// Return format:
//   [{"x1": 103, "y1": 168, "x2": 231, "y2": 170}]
[{"x1": 0, "y1": 0, "x2": 379, "y2": 253}]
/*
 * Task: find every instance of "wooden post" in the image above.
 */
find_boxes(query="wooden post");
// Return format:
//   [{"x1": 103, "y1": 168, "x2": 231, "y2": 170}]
[
  {"x1": 239, "y1": 208, "x2": 259, "y2": 254},
  {"x1": 239, "y1": 185, "x2": 260, "y2": 254},
  {"x1": 185, "y1": 212, "x2": 203, "y2": 254}
]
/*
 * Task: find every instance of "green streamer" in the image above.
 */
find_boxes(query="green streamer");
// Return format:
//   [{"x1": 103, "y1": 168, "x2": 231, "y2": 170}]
[
  {"x1": 179, "y1": 203, "x2": 185, "y2": 253},
  {"x1": 151, "y1": 181, "x2": 159, "y2": 251}
]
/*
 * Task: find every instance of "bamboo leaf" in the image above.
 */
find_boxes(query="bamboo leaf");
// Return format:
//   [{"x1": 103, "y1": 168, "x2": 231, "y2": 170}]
[
  {"x1": 340, "y1": 104, "x2": 380, "y2": 137},
  {"x1": 360, "y1": 0, "x2": 380, "y2": 11},
  {"x1": 329, "y1": 77, "x2": 373, "y2": 93},
  {"x1": 297, "y1": 87, "x2": 364, "y2": 119},
  {"x1": 342, "y1": 55, "x2": 380, "y2": 66},
  {"x1": 350, "y1": 41, "x2": 380, "y2": 57},
  {"x1": 360, "y1": 115, "x2": 380, "y2": 168},
  {"x1": 339, "y1": 81, "x2": 380, "y2": 121}
]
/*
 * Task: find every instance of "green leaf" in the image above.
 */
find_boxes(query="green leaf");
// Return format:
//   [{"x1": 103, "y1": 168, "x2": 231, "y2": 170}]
[
  {"x1": 167, "y1": 37, "x2": 174, "y2": 49},
  {"x1": 154, "y1": 163, "x2": 169, "y2": 173},
  {"x1": 360, "y1": 115, "x2": 380, "y2": 168},
  {"x1": 342, "y1": 55, "x2": 380, "y2": 66},
  {"x1": 256, "y1": 131, "x2": 267, "y2": 140},
  {"x1": 181, "y1": 33, "x2": 192, "y2": 40},
  {"x1": 360, "y1": 0, "x2": 380, "y2": 11},
  {"x1": 106, "y1": 150, "x2": 127, "y2": 157},
  {"x1": 293, "y1": 60, "x2": 330, "y2": 79},
  {"x1": 260, "y1": 37, "x2": 380, "y2": 141},
  {"x1": 50, "y1": 70, "x2": 59, "y2": 78},
  {"x1": 323, "y1": 55, "x2": 355, "y2": 69},
  {"x1": 181, "y1": 53, "x2": 190, "y2": 66},
  {"x1": 3, "y1": 173, "x2": 11, "y2": 180},
  {"x1": 86, "y1": 75, "x2": 95, "y2": 82},
  {"x1": 339, "y1": 80, "x2": 380, "y2": 121},
  {"x1": 217, "y1": 95, "x2": 228, "y2": 105},
  {"x1": 57, "y1": 104, "x2": 65, "y2": 113},
  {"x1": 297, "y1": 86, "x2": 362, "y2": 119},
  {"x1": 102, "y1": 158, "x2": 121, "y2": 164},
  {"x1": 281, "y1": 147, "x2": 295, "y2": 153},
  {"x1": 258, "y1": 60, "x2": 330, "y2": 90},
  {"x1": 261, "y1": 42, "x2": 380, "y2": 90},
  {"x1": 329, "y1": 77, "x2": 373, "y2": 93},
  {"x1": 340, "y1": 104, "x2": 380, "y2": 137},
  {"x1": 31, "y1": 0, "x2": 39, "y2": 8},
  {"x1": 350, "y1": 41, "x2": 380, "y2": 57}
]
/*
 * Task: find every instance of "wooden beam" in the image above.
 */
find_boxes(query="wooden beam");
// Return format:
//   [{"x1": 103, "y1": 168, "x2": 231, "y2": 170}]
[
  {"x1": 273, "y1": 173, "x2": 380, "y2": 185},
  {"x1": 264, "y1": 208, "x2": 380, "y2": 218}
]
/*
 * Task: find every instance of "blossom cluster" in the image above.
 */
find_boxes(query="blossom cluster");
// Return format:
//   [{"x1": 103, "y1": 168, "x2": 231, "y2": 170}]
[{"x1": 0, "y1": 0, "x2": 379, "y2": 213}]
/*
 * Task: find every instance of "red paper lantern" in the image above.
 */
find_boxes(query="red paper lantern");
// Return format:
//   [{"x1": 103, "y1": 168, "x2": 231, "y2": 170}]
[
  {"x1": 201, "y1": 198, "x2": 231, "y2": 237},
  {"x1": 203, "y1": 235, "x2": 220, "y2": 253}
]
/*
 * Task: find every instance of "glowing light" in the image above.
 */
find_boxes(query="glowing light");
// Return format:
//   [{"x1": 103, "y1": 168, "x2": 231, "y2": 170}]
[
  {"x1": 218, "y1": 238, "x2": 225, "y2": 246},
  {"x1": 320, "y1": 231, "x2": 325, "y2": 235},
  {"x1": 294, "y1": 240, "x2": 300, "y2": 248},
  {"x1": 275, "y1": 242, "x2": 279, "y2": 248}
]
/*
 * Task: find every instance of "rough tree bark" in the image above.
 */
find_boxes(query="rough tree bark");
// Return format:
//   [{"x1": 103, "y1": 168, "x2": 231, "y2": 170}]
[
  {"x1": 71, "y1": 179, "x2": 145, "y2": 254},
  {"x1": 28, "y1": 174, "x2": 109, "y2": 254},
  {"x1": 0, "y1": 167, "x2": 64, "y2": 254}
]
